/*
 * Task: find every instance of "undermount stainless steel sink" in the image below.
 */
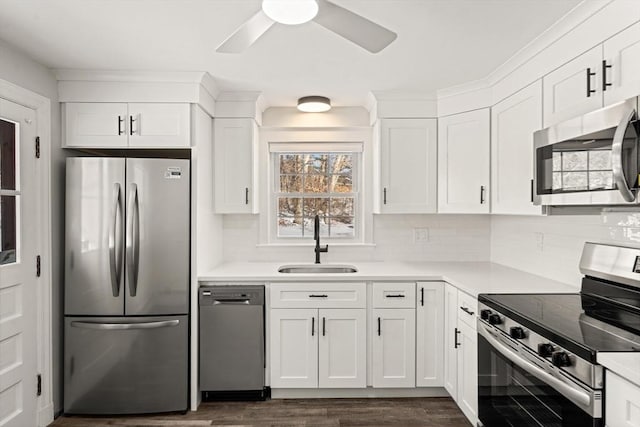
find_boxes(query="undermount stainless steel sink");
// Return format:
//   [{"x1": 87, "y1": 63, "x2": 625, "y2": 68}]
[{"x1": 278, "y1": 264, "x2": 358, "y2": 274}]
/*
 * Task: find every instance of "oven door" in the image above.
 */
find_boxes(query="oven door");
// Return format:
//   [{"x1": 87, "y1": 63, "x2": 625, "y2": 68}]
[
  {"x1": 533, "y1": 98, "x2": 639, "y2": 206},
  {"x1": 478, "y1": 324, "x2": 603, "y2": 427}
]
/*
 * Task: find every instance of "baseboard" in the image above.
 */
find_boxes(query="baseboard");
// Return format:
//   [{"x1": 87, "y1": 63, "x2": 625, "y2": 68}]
[
  {"x1": 271, "y1": 387, "x2": 449, "y2": 399},
  {"x1": 38, "y1": 402, "x2": 54, "y2": 427}
]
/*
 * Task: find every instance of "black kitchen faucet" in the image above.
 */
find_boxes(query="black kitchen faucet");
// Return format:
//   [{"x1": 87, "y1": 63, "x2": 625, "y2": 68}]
[{"x1": 314, "y1": 214, "x2": 328, "y2": 264}]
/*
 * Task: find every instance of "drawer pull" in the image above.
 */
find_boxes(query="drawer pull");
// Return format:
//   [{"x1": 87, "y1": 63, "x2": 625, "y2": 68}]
[
  {"x1": 385, "y1": 294, "x2": 406, "y2": 298},
  {"x1": 309, "y1": 294, "x2": 328, "y2": 298},
  {"x1": 460, "y1": 306, "x2": 475, "y2": 316}
]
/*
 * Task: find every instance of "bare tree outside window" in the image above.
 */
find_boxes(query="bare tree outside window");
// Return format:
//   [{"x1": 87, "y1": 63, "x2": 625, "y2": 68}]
[{"x1": 276, "y1": 152, "x2": 356, "y2": 238}]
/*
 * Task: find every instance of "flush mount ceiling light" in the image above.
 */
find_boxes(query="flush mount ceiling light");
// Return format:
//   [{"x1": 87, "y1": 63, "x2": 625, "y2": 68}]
[
  {"x1": 297, "y1": 96, "x2": 331, "y2": 113},
  {"x1": 262, "y1": 0, "x2": 318, "y2": 25}
]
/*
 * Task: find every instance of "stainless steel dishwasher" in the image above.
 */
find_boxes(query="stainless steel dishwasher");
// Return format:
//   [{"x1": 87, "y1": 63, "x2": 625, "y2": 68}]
[{"x1": 199, "y1": 285, "x2": 266, "y2": 400}]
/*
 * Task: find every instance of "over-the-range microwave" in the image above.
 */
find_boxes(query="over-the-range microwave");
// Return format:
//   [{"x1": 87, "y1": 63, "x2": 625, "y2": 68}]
[{"x1": 533, "y1": 98, "x2": 640, "y2": 206}]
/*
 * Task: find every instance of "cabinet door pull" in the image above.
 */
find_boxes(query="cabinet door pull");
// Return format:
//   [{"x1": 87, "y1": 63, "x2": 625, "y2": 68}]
[
  {"x1": 377, "y1": 317, "x2": 381, "y2": 336},
  {"x1": 383, "y1": 188, "x2": 387, "y2": 205},
  {"x1": 309, "y1": 294, "x2": 328, "y2": 298},
  {"x1": 530, "y1": 179, "x2": 534, "y2": 203},
  {"x1": 385, "y1": 294, "x2": 405, "y2": 298},
  {"x1": 586, "y1": 68, "x2": 596, "y2": 97},
  {"x1": 480, "y1": 185, "x2": 486, "y2": 204},
  {"x1": 420, "y1": 287, "x2": 424, "y2": 306},
  {"x1": 602, "y1": 60, "x2": 612, "y2": 91},
  {"x1": 454, "y1": 327, "x2": 461, "y2": 349},
  {"x1": 118, "y1": 116, "x2": 124, "y2": 135},
  {"x1": 312, "y1": 317, "x2": 315, "y2": 336},
  {"x1": 322, "y1": 317, "x2": 326, "y2": 336},
  {"x1": 245, "y1": 187, "x2": 249, "y2": 205},
  {"x1": 129, "y1": 115, "x2": 136, "y2": 135},
  {"x1": 460, "y1": 306, "x2": 475, "y2": 316}
]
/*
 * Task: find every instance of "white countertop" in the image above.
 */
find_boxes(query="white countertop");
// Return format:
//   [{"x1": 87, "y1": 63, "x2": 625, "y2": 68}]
[
  {"x1": 199, "y1": 261, "x2": 577, "y2": 297},
  {"x1": 598, "y1": 352, "x2": 640, "y2": 386}
]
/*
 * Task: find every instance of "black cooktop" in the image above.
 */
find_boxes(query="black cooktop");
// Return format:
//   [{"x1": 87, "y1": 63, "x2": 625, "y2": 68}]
[{"x1": 479, "y1": 279, "x2": 640, "y2": 362}]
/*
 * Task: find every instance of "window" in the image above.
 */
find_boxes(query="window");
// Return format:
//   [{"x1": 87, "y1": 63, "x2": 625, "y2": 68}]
[
  {"x1": 0, "y1": 117, "x2": 18, "y2": 265},
  {"x1": 272, "y1": 146, "x2": 360, "y2": 240}
]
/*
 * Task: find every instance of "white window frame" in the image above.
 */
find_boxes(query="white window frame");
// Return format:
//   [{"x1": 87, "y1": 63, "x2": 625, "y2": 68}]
[{"x1": 258, "y1": 128, "x2": 373, "y2": 246}]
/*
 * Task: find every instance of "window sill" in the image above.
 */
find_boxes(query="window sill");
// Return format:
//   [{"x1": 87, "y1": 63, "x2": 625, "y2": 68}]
[{"x1": 256, "y1": 242, "x2": 376, "y2": 248}]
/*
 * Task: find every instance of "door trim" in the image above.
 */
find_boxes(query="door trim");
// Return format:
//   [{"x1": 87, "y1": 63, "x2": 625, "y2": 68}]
[{"x1": 1, "y1": 78, "x2": 53, "y2": 426}]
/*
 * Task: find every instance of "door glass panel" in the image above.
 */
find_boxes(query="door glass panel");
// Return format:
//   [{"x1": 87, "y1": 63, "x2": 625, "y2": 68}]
[
  {"x1": 0, "y1": 195, "x2": 17, "y2": 265},
  {"x1": 0, "y1": 118, "x2": 18, "y2": 265},
  {"x1": 0, "y1": 119, "x2": 17, "y2": 190}
]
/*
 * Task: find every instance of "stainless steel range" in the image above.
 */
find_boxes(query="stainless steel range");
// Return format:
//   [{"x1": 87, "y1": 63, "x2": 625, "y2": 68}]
[{"x1": 477, "y1": 242, "x2": 640, "y2": 427}]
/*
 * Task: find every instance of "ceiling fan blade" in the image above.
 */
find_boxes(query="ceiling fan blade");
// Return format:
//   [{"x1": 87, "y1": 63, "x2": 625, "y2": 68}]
[
  {"x1": 215, "y1": 10, "x2": 275, "y2": 53},
  {"x1": 313, "y1": 0, "x2": 397, "y2": 53}
]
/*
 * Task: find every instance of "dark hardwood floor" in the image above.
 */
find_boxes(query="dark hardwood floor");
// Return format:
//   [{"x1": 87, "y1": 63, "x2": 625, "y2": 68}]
[{"x1": 49, "y1": 397, "x2": 471, "y2": 427}]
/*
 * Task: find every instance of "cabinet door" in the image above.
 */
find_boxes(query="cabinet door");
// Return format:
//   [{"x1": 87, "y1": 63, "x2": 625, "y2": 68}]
[
  {"x1": 438, "y1": 109, "x2": 490, "y2": 213},
  {"x1": 443, "y1": 284, "x2": 458, "y2": 398},
  {"x1": 606, "y1": 371, "x2": 640, "y2": 427},
  {"x1": 64, "y1": 103, "x2": 128, "y2": 147},
  {"x1": 543, "y1": 46, "x2": 603, "y2": 127},
  {"x1": 378, "y1": 119, "x2": 437, "y2": 213},
  {"x1": 318, "y1": 309, "x2": 366, "y2": 388},
  {"x1": 416, "y1": 282, "x2": 444, "y2": 387},
  {"x1": 214, "y1": 118, "x2": 258, "y2": 214},
  {"x1": 270, "y1": 309, "x2": 318, "y2": 388},
  {"x1": 604, "y1": 21, "x2": 640, "y2": 106},
  {"x1": 491, "y1": 81, "x2": 544, "y2": 215},
  {"x1": 372, "y1": 308, "x2": 415, "y2": 388},
  {"x1": 128, "y1": 103, "x2": 190, "y2": 148},
  {"x1": 457, "y1": 321, "x2": 478, "y2": 426}
]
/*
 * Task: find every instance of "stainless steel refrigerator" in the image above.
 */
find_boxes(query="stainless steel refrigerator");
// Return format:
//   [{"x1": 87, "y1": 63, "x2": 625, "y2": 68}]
[{"x1": 64, "y1": 157, "x2": 190, "y2": 414}]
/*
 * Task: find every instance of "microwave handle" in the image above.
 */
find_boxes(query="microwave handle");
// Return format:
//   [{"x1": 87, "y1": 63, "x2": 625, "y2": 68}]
[{"x1": 612, "y1": 107, "x2": 637, "y2": 203}]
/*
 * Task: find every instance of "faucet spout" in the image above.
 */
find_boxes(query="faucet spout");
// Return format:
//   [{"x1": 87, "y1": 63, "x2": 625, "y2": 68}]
[{"x1": 313, "y1": 214, "x2": 328, "y2": 264}]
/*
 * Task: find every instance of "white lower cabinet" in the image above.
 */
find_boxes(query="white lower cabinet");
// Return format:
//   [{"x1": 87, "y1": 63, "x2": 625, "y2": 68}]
[
  {"x1": 606, "y1": 370, "x2": 640, "y2": 427},
  {"x1": 416, "y1": 282, "x2": 444, "y2": 387},
  {"x1": 372, "y1": 308, "x2": 416, "y2": 388},
  {"x1": 456, "y1": 321, "x2": 477, "y2": 424}
]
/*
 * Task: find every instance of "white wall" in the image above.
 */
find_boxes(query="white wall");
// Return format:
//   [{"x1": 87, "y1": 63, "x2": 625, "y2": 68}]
[
  {"x1": 491, "y1": 210, "x2": 640, "y2": 287},
  {"x1": 0, "y1": 39, "x2": 62, "y2": 413}
]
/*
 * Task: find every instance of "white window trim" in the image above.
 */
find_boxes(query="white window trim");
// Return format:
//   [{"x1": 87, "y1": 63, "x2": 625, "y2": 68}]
[{"x1": 258, "y1": 127, "x2": 374, "y2": 246}]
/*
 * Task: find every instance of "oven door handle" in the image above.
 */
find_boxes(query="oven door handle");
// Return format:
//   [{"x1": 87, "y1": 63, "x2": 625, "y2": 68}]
[
  {"x1": 479, "y1": 324, "x2": 591, "y2": 408},
  {"x1": 611, "y1": 106, "x2": 637, "y2": 203}
]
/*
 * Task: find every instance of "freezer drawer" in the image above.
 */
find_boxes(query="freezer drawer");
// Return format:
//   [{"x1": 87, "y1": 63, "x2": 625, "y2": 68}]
[
  {"x1": 64, "y1": 315, "x2": 188, "y2": 414},
  {"x1": 199, "y1": 286, "x2": 265, "y2": 392}
]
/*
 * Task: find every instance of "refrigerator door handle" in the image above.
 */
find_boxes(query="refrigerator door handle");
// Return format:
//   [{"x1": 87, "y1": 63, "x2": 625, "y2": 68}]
[
  {"x1": 126, "y1": 183, "x2": 140, "y2": 297},
  {"x1": 70, "y1": 320, "x2": 180, "y2": 330},
  {"x1": 108, "y1": 183, "x2": 123, "y2": 297}
]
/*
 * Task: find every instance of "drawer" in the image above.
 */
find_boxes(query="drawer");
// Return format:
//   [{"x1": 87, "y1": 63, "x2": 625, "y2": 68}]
[
  {"x1": 606, "y1": 371, "x2": 640, "y2": 427},
  {"x1": 373, "y1": 282, "x2": 416, "y2": 308},
  {"x1": 457, "y1": 291, "x2": 478, "y2": 330},
  {"x1": 270, "y1": 282, "x2": 366, "y2": 308}
]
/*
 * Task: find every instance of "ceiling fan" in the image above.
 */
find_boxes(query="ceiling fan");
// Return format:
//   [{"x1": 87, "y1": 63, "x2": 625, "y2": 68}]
[{"x1": 216, "y1": 0, "x2": 397, "y2": 54}]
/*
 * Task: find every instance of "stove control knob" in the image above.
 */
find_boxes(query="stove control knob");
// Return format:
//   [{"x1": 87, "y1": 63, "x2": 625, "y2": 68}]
[
  {"x1": 509, "y1": 326, "x2": 527, "y2": 339},
  {"x1": 480, "y1": 309, "x2": 492, "y2": 320},
  {"x1": 537, "y1": 343, "x2": 554, "y2": 357},
  {"x1": 552, "y1": 351, "x2": 572, "y2": 367},
  {"x1": 488, "y1": 314, "x2": 502, "y2": 325}
]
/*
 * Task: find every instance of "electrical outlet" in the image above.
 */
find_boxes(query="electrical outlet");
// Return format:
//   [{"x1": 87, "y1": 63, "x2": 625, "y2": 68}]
[
  {"x1": 414, "y1": 228, "x2": 429, "y2": 243},
  {"x1": 534, "y1": 232, "x2": 544, "y2": 251}
]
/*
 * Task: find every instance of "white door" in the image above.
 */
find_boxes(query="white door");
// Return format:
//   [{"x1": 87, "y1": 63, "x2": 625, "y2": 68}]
[
  {"x1": 378, "y1": 119, "x2": 437, "y2": 213},
  {"x1": 603, "y1": 21, "x2": 640, "y2": 107},
  {"x1": 64, "y1": 102, "x2": 128, "y2": 147},
  {"x1": 491, "y1": 81, "x2": 544, "y2": 215},
  {"x1": 214, "y1": 118, "x2": 258, "y2": 214},
  {"x1": 416, "y1": 282, "x2": 444, "y2": 387},
  {"x1": 542, "y1": 46, "x2": 603, "y2": 127},
  {"x1": 0, "y1": 99, "x2": 38, "y2": 427},
  {"x1": 318, "y1": 309, "x2": 366, "y2": 388},
  {"x1": 372, "y1": 308, "x2": 415, "y2": 388},
  {"x1": 443, "y1": 284, "x2": 458, "y2": 399},
  {"x1": 270, "y1": 309, "x2": 318, "y2": 388},
  {"x1": 128, "y1": 103, "x2": 190, "y2": 148},
  {"x1": 438, "y1": 109, "x2": 490, "y2": 213},
  {"x1": 457, "y1": 321, "x2": 478, "y2": 425}
]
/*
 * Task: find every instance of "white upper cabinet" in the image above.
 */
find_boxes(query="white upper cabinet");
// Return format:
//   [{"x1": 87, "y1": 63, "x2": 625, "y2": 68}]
[
  {"x1": 65, "y1": 103, "x2": 128, "y2": 147},
  {"x1": 416, "y1": 282, "x2": 444, "y2": 387},
  {"x1": 603, "y1": 21, "x2": 640, "y2": 106},
  {"x1": 491, "y1": 81, "x2": 544, "y2": 215},
  {"x1": 214, "y1": 118, "x2": 259, "y2": 214},
  {"x1": 543, "y1": 46, "x2": 603, "y2": 127},
  {"x1": 438, "y1": 109, "x2": 490, "y2": 214},
  {"x1": 127, "y1": 103, "x2": 190, "y2": 148},
  {"x1": 376, "y1": 118, "x2": 437, "y2": 214},
  {"x1": 64, "y1": 102, "x2": 190, "y2": 148}
]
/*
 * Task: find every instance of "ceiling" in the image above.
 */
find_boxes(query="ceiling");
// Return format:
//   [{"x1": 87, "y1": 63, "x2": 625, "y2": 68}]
[{"x1": 0, "y1": 0, "x2": 582, "y2": 107}]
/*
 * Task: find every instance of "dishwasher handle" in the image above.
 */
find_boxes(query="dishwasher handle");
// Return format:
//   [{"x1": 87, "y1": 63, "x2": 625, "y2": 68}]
[{"x1": 213, "y1": 298, "x2": 251, "y2": 305}]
